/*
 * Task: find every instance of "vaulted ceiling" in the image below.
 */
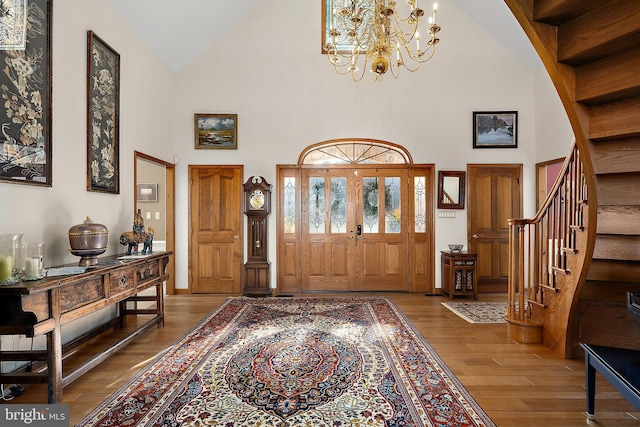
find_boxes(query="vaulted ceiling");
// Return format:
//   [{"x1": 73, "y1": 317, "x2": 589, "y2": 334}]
[{"x1": 105, "y1": 0, "x2": 540, "y2": 73}]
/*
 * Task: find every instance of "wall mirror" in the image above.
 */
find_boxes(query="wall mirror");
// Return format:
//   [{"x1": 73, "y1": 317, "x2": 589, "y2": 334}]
[{"x1": 437, "y1": 170, "x2": 465, "y2": 209}]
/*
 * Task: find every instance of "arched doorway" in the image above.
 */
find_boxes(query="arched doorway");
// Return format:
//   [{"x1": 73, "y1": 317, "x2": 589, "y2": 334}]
[{"x1": 276, "y1": 139, "x2": 435, "y2": 294}]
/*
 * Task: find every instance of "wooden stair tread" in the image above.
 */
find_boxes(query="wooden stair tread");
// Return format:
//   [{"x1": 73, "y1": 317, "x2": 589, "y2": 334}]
[
  {"x1": 533, "y1": 0, "x2": 601, "y2": 25},
  {"x1": 557, "y1": 1, "x2": 640, "y2": 65},
  {"x1": 576, "y1": 46, "x2": 640, "y2": 104}
]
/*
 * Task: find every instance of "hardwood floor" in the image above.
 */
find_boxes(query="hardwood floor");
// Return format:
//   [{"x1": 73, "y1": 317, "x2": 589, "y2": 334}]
[{"x1": 4, "y1": 292, "x2": 639, "y2": 426}]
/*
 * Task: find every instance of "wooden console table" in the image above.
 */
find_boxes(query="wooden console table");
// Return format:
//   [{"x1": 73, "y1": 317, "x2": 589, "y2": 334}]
[
  {"x1": 580, "y1": 342, "x2": 640, "y2": 420},
  {"x1": 0, "y1": 251, "x2": 171, "y2": 403}
]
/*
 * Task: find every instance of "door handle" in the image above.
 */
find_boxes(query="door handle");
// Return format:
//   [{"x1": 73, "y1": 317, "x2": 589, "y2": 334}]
[
  {"x1": 472, "y1": 234, "x2": 480, "y2": 239},
  {"x1": 233, "y1": 235, "x2": 239, "y2": 240},
  {"x1": 357, "y1": 225, "x2": 362, "y2": 236}
]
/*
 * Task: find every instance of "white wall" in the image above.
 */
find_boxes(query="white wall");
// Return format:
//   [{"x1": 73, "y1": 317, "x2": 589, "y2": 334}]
[
  {"x1": 535, "y1": 68, "x2": 575, "y2": 162},
  {"x1": 0, "y1": 1, "x2": 573, "y2": 296},
  {"x1": 1, "y1": 0, "x2": 175, "y2": 265},
  {"x1": 172, "y1": 0, "x2": 572, "y2": 289},
  {"x1": 0, "y1": 0, "x2": 175, "y2": 359}
]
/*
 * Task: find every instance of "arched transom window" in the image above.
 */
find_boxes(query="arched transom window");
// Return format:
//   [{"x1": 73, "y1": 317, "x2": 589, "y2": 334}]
[{"x1": 299, "y1": 139, "x2": 412, "y2": 165}]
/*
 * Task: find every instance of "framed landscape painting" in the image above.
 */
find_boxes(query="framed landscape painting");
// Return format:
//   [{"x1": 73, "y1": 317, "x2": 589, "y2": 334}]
[
  {"x1": 473, "y1": 111, "x2": 518, "y2": 149},
  {"x1": 0, "y1": 0, "x2": 53, "y2": 186},
  {"x1": 194, "y1": 113, "x2": 238, "y2": 149}
]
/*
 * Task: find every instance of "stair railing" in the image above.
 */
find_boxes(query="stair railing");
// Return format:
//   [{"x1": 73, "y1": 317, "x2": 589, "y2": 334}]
[{"x1": 507, "y1": 142, "x2": 587, "y2": 325}]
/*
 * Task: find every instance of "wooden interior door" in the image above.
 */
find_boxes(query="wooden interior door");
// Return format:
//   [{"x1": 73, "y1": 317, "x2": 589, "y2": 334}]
[
  {"x1": 467, "y1": 164, "x2": 522, "y2": 293},
  {"x1": 300, "y1": 167, "x2": 409, "y2": 291},
  {"x1": 355, "y1": 169, "x2": 409, "y2": 291},
  {"x1": 189, "y1": 165, "x2": 243, "y2": 293},
  {"x1": 301, "y1": 168, "x2": 356, "y2": 291}
]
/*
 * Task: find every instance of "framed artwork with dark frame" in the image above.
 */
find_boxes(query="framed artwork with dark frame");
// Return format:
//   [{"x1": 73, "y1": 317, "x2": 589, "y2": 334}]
[
  {"x1": 0, "y1": 0, "x2": 53, "y2": 186},
  {"x1": 437, "y1": 170, "x2": 465, "y2": 209},
  {"x1": 137, "y1": 183, "x2": 158, "y2": 202},
  {"x1": 194, "y1": 113, "x2": 238, "y2": 149},
  {"x1": 87, "y1": 30, "x2": 120, "y2": 194},
  {"x1": 473, "y1": 111, "x2": 518, "y2": 149}
]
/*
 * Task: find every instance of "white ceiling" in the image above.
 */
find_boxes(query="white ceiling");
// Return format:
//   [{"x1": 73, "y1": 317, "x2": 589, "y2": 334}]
[{"x1": 106, "y1": 0, "x2": 541, "y2": 73}]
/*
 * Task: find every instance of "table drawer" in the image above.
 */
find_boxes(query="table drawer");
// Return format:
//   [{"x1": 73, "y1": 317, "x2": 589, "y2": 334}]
[
  {"x1": 109, "y1": 268, "x2": 135, "y2": 296},
  {"x1": 137, "y1": 260, "x2": 159, "y2": 284},
  {"x1": 61, "y1": 277, "x2": 105, "y2": 313}
]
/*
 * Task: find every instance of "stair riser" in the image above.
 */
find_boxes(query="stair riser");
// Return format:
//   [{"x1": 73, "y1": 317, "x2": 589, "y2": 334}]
[
  {"x1": 576, "y1": 47, "x2": 640, "y2": 104},
  {"x1": 596, "y1": 173, "x2": 640, "y2": 205},
  {"x1": 587, "y1": 260, "x2": 640, "y2": 282},
  {"x1": 597, "y1": 206, "x2": 640, "y2": 235},
  {"x1": 593, "y1": 235, "x2": 640, "y2": 261},
  {"x1": 592, "y1": 138, "x2": 640, "y2": 174},
  {"x1": 589, "y1": 96, "x2": 640, "y2": 140}
]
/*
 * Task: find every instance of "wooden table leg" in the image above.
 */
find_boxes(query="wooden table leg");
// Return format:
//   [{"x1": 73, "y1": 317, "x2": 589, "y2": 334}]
[
  {"x1": 585, "y1": 352, "x2": 596, "y2": 420},
  {"x1": 47, "y1": 327, "x2": 63, "y2": 404}
]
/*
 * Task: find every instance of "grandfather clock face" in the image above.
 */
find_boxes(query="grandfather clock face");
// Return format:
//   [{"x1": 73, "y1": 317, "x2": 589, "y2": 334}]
[{"x1": 249, "y1": 189, "x2": 265, "y2": 210}]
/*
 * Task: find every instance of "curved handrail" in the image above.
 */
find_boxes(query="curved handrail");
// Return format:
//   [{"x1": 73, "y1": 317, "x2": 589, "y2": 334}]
[{"x1": 507, "y1": 142, "x2": 588, "y2": 345}]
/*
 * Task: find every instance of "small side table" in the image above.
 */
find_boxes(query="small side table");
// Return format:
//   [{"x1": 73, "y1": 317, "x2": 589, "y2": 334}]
[{"x1": 441, "y1": 251, "x2": 478, "y2": 299}]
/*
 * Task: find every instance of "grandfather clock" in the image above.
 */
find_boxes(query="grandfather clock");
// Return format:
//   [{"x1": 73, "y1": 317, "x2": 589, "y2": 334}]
[{"x1": 243, "y1": 176, "x2": 272, "y2": 296}]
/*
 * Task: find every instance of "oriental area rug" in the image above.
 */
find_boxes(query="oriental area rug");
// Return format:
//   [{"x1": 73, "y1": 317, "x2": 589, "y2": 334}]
[
  {"x1": 441, "y1": 302, "x2": 508, "y2": 324},
  {"x1": 78, "y1": 297, "x2": 496, "y2": 427}
]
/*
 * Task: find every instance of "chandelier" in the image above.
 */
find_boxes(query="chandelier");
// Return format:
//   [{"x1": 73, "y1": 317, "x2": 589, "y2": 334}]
[{"x1": 324, "y1": 0, "x2": 441, "y2": 81}]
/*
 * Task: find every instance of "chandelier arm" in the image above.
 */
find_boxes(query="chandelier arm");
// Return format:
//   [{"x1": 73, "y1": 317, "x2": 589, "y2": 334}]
[{"x1": 325, "y1": 0, "x2": 441, "y2": 82}]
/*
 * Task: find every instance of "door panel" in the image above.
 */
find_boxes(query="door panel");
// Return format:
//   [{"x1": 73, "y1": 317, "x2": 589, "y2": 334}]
[
  {"x1": 355, "y1": 172, "x2": 408, "y2": 290},
  {"x1": 301, "y1": 169, "x2": 355, "y2": 290},
  {"x1": 189, "y1": 166, "x2": 243, "y2": 294},
  {"x1": 301, "y1": 168, "x2": 408, "y2": 291},
  {"x1": 468, "y1": 164, "x2": 522, "y2": 293}
]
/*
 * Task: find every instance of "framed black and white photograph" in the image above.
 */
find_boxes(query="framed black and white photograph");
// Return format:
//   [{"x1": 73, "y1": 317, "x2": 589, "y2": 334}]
[
  {"x1": 0, "y1": 0, "x2": 53, "y2": 186},
  {"x1": 473, "y1": 111, "x2": 518, "y2": 149},
  {"x1": 137, "y1": 183, "x2": 158, "y2": 202},
  {"x1": 87, "y1": 30, "x2": 120, "y2": 194}
]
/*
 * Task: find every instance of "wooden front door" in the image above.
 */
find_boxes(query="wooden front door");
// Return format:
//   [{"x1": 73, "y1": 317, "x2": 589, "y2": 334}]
[
  {"x1": 189, "y1": 165, "x2": 243, "y2": 293},
  {"x1": 300, "y1": 167, "x2": 409, "y2": 291},
  {"x1": 467, "y1": 164, "x2": 522, "y2": 293}
]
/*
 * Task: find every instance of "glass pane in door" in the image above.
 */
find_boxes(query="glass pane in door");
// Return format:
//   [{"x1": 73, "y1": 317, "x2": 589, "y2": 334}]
[
  {"x1": 414, "y1": 176, "x2": 426, "y2": 233},
  {"x1": 362, "y1": 177, "x2": 379, "y2": 233},
  {"x1": 385, "y1": 177, "x2": 401, "y2": 233},
  {"x1": 284, "y1": 177, "x2": 296, "y2": 233},
  {"x1": 308, "y1": 177, "x2": 325, "y2": 234},
  {"x1": 331, "y1": 177, "x2": 347, "y2": 233}
]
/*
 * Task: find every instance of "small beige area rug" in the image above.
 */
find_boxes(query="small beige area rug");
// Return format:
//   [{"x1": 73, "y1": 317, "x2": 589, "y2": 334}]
[{"x1": 441, "y1": 301, "x2": 508, "y2": 324}]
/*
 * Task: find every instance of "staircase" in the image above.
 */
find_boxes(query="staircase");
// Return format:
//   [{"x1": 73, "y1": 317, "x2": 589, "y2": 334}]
[{"x1": 504, "y1": 0, "x2": 640, "y2": 358}]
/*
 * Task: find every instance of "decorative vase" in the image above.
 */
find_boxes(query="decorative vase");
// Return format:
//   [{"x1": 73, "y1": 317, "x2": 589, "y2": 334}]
[{"x1": 68, "y1": 217, "x2": 108, "y2": 266}]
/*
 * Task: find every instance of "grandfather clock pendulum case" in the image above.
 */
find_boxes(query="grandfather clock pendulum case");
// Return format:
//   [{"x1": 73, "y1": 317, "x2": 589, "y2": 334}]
[{"x1": 243, "y1": 176, "x2": 272, "y2": 296}]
